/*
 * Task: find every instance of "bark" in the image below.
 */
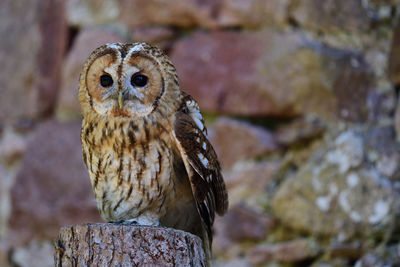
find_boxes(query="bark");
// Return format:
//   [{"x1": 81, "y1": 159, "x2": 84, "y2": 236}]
[{"x1": 54, "y1": 223, "x2": 206, "y2": 266}]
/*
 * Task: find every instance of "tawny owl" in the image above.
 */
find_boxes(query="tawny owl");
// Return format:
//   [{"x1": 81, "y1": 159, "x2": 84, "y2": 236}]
[{"x1": 78, "y1": 42, "x2": 228, "y2": 256}]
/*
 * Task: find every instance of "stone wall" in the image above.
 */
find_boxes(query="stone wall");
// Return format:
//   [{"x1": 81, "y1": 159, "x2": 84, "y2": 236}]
[{"x1": 1, "y1": 0, "x2": 400, "y2": 266}]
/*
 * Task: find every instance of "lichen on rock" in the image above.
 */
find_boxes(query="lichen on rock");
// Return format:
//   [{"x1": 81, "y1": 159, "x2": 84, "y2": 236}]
[{"x1": 272, "y1": 128, "x2": 400, "y2": 241}]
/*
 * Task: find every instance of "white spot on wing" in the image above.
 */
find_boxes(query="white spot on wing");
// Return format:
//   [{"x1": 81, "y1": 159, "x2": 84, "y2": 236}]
[
  {"x1": 197, "y1": 153, "x2": 209, "y2": 168},
  {"x1": 193, "y1": 111, "x2": 203, "y2": 120},
  {"x1": 193, "y1": 117, "x2": 204, "y2": 131},
  {"x1": 186, "y1": 99, "x2": 207, "y2": 134},
  {"x1": 202, "y1": 142, "x2": 207, "y2": 150}
]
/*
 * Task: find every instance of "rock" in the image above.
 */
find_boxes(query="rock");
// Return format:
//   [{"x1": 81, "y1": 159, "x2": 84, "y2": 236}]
[
  {"x1": 365, "y1": 126, "x2": 400, "y2": 180},
  {"x1": 209, "y1": 117, "x2": 279, "y2": 167},
  {"x1": 0, "y1": 164, "x2": 11, "y2": 242},
  {"x1": 389, "y1": 18, "x2": 400, "y2": 85},
  {"x1": 361, "y1": 0, "x2": 397, "y2": 21},
  {"x1": 272, "y1": 129, "x2": 400, "y2": 239},
  {"x1": 213, "y1": 203, "x2": 275, "y2": 254},
  {"x1": 0, "y1": 128, "x2": 28, "y2": 240},
  {"x1": 223, "y1": 160, "x2": 281, "y2": 207},
  {"x1": 119, "y1": 0, "x2": 220, "y2": 29},
  {"x1": 355, "y1": 254, "x2": 386, "y2": 267},
  {"x1": 36, "y1": 0, "x2": 67, "y2": 117},
  {"x1": 247, "y1": 238, "x2": 320, "y2": 264},
  {"x1": 8, "y1": 120, "x2": 101, "y2": 246},
  {"x1": 367, "y1": 89, "x2": 396, "y2": 123},
  {"x1": 0, "y1": 0, "x2": 41, "y2": 122},
  {"x1": 329, "y1": 53, "x2": 374, "y2": 122},
  {"x1": 311, "y1": 258, "x2": 353, "y2": 267},
  {"x1": 395, "y1": 96, "x2": 400, "y2": 142},
  {"x1": 56, "y1": 28, "x2": 126, "y2": 119},
  {"x1": 328, "y1": 242, "x2": 362, "y2": 259},
  {"x1": 214, "y1": 258, "x2": 252, "y2": 267},
  {"x1": 0, "y1": 128, "x2": 28, "y2": 241},
  {"x1": 70, "y1": 0, "x2": 291, "y2": 30},
  {"x1": 66, "y1": 0, "x2": 120, "y2": 27},
  {"x1": 171, "y1": 30, "x2": 373, "y2": 120},
  {"x1": 131, "y1": 26, "x2": 175, "y2": 44},
  {"x1": 0, "y1": 128, "x2": 27, "y2": 166},
  {"x1": 131, "y1": 26, "x2": 176, "y2": 50},
  {"x1": 211, "y1": 160, "x2": 280, "y2": 257},
  {"x1": 0, "y1": 241, "x2": 8, "y2": 267},
  {"x1": 217, "y1": 0, "x2": 289, "y2": 28},
  {"x1": 289, "y1": 0, "x2": 372, "y2": 34},
  {"x1": 0, "y1": 0, "x2": 67, "y2": 121},
  {"x1": 355, "y1": 249, "x2": 400, "y2": 267},
  {"x1": 11, "y1": 240, "x2": 53, "y2": 267},
  {"x1": 368, "y1": 0, "x2": 399, "y2": 4},
  {"x1": 275, "y1": 117, "x2": 325, "y2": 147}
]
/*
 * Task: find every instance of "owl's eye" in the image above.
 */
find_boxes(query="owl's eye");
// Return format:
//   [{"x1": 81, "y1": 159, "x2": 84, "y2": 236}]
[
  {"x1": 100, "y1": 74, "x2": 113, "y2": 87},
  {"x1": 131, "y1": 74, "x2": 148, "y2": 87}
]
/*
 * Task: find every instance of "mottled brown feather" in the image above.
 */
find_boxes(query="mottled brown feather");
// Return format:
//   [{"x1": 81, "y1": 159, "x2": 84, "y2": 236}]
[{"x1": 173, "y1": 110, "x2": 229, "y2": 243}]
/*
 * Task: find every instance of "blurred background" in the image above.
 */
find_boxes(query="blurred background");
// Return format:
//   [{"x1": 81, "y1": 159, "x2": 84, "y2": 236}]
[{"x1": 1, "y1": 0, "x2": 400, "y2": 266}]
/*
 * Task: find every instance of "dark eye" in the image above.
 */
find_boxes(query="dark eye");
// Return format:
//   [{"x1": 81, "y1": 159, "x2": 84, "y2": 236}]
[
  {"x1": 100, "y1": 74, "x2": 113, "y2": 87},
  {"x1": 131, "y1": 74, "x2": 148, "y2": 87}
]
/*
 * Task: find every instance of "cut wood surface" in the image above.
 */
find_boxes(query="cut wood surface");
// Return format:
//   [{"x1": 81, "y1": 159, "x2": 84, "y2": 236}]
[{"x1": 54, "y1": 223, "x2": 206, "y2": 266}]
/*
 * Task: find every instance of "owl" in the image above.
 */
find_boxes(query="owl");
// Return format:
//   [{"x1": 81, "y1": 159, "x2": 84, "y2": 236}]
[{"x1": 78, "y1": 42, "x2": 228, "y2": 258}]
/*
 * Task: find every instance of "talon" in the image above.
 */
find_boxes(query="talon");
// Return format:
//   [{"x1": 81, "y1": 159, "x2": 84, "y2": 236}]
[
  {"x1": 110, "y1": 219, "x2": 138, "y2": 225},
  {"x1": 110, "y1": 220, "x2": 125, "y2": 225},
  {"x1": 125, "y1": 220, "x2": 138, "y2": 225}
]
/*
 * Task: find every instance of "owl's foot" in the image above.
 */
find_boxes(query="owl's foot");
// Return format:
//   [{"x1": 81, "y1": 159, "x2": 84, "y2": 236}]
[
  {"x1": 135, "y1": 215, "x2": 162, "y2": 226},
  {"x1": 110, "y1": 217, "x2": 161, "y2": 227},
  {"x1": 110, "y1": 219, "x2": 138, "y2": 225}
]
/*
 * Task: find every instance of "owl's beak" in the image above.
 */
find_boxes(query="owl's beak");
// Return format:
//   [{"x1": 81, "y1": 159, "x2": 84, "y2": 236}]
[{"x1": 118, "y1": 91, "x2": 124, "y2": 109}]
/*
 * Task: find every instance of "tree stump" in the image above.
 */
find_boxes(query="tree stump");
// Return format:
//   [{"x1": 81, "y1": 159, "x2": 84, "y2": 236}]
[{"x1": 54, "y1": 223, "x2": 207, "y2": 266}]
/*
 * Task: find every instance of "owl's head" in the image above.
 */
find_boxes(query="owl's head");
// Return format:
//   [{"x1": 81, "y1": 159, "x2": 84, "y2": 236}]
[{"x1": 79, "y1": 43, "x2": 180, "y2": 118}]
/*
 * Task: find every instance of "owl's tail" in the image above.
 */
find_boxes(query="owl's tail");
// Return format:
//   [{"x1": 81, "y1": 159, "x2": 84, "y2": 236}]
[{"x1": 200, "y1": 222, "x2": 212, "y2": 267}]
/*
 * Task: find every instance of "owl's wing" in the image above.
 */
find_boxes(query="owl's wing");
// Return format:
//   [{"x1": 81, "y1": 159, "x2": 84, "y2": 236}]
[{"x1": 172, "y1": 94, "x2": 228, "y2": 242}]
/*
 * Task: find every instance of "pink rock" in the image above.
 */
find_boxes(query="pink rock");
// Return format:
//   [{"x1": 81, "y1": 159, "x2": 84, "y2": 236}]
[
  {"x1": 131, "y1": 26, "x2": 175, "y2": 44},
  {"x1": 8, "y1": 120, "x2": 101, "y2": 246},
  {"x1": 248, "y1": 239, "x2": 320, "y2": 264},
  {"x1": 209, "y1": 117, "x2": 279, "y2": 167},
  {"x1": 222, "y1": 160, "x2": 281, "y2": 209},
  {"x1": 0, "y1": 241, "x2": 8, "y2": 267},
  {"x1": 131, "y1": 26, "x2": 176, "y2": 51},
  {"x1": 119, "y1": 0, "x2": 219, "y2": 29},
  {"x1": 0, "y1": 0, "x2": 42, "y2": 122},
  {"x1": 36, "y1": 0, "x2": 67, "y2": 117},
  {"x1": 290, "y1": 0, "x2": 371, "y2": 34},
  {"x1": 217, "y1": 0, "x2": 289, "y2": 28},
  {"x1": 0, "y1": 0, "x2": 68, "y2": 121},
  {"x1": 66, "y1": 0, "x2": 119, "y2": 27},
  {"x1": 213, "y1": 203, "x2": 275, "y2": 253},
  {"x1": 171, "y1": 30, "x2": 372, "y2": 120},
  {"x1": 120, "y1": 0, "x2": 289, "y2": 29}
]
